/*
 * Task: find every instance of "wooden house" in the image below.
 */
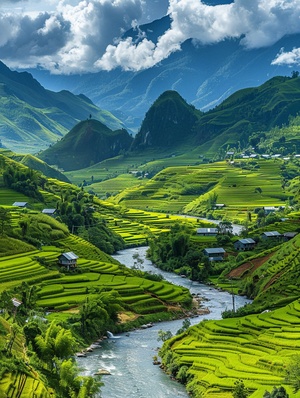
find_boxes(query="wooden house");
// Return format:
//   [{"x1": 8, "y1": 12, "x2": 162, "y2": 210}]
[
  {"x1": 203, "y1": 248, "x2": 226, "y2": 261},
  {"x1": 58, "y1": 252, "x2": 78, "y2": 269},
  {"x1": 196, "y1": 227, "x2": 218, "y2": 236},
  {"x1": 42, "y1": 208, "x2": 57, "y2": 217},
  {"x1": 283, "y1": 232, "x2": 298, "y2": 241},
  {"x1": 234, "y1": 238, "x2": 256, "y2": 251},
  {"x1": 261, "y1": 231, "x2": 282, "y2": 240}
]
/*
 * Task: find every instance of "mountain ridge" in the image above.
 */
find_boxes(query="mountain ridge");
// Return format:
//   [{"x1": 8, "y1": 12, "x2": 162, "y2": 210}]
[
  {"x1": 26, "y1": 16, "x2": 299, "y2": 132},
  {"x1": 0, "y1": 61, "x2": 126, "y2": 153}
]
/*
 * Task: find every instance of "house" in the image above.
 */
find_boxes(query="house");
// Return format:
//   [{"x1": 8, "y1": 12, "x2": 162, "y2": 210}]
[
  {"x1": 234, "y1": 238, "x2": 256, "y2": 251},
  {"x1": 261, "y1": 231, "x2": 282, "y2": 240},
  {"x1": 283, "y1": 232, "x2": 298, "y2": 241},
  {"x1": 263, "y1": 206, "x2": 277, "y2": 215},
  {"x1": 58, "y1": 252, "x2": 78, "y2": 269},
  {"x1": 213, "y1": 204, "x2": 225, "y2": 210},
  {"x1": 203, "y1": 248, "x2": 226, "y2": 261},
  {"x1": 196, "y1": 227, "x2": 218, "y2": 236},
  {"x1": 12, "y1": 201, "x2": 28, "y2": 208},
  {"x1": 42, "y1": 208, "x2": 57, "y2": 217}
]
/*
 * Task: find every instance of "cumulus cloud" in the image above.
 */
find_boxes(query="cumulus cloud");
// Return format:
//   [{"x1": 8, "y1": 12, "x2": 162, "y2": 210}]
[
  {"x1": 97, "y1": 0, "x2": 300, "y2": 71},
  {"x1": 0, "y1": 0, "x2": 143, "y2": 73},
  {"x1": 1, "y1": 0, "x2": 300, "y2": 73},
  {"x1": 272, "y1": 47, "x2": 300, "y2": 66}
]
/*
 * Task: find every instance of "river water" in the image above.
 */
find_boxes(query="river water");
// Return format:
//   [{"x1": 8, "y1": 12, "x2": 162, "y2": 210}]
[{"x1": 78, "y1": 247, "x2": 251, "y2": 398}]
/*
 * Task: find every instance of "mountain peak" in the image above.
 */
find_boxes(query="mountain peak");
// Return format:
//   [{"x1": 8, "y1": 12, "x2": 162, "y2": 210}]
[{"x1": 131, "y1": 90, "x2": 202, "y2": 150}]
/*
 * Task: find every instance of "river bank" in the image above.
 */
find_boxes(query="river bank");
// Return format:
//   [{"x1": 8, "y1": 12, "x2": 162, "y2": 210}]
[{"x1": 77, "y1": 247, "x2": 251, "y2": 398}]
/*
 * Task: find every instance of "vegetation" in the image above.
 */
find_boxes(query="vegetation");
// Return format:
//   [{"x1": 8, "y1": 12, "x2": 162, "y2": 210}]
[{"x1": 0, "y1": 61, "x2": 124, "y2": 153}]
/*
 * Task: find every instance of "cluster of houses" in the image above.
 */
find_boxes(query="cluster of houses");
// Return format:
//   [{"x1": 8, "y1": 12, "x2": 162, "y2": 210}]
[{"x1": 198, "y1": 227, "x2": 298, "y2": 261}]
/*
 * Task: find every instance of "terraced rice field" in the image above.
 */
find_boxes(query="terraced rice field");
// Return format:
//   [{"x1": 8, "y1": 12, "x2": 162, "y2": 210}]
[
  {"x1": 36, "y1": 255, "x2": 190, "y2": 312},
  {"x1": 168, "y1": 299, "x2": 300, "y2": 397},
  {"x1": 0, "y1": 250, "x2": 61, "y2": 291}
]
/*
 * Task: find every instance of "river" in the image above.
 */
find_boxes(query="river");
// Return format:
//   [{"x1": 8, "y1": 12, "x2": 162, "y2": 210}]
[{"x1": 77, "y1": 247, "x2": 251, "y2": 398}]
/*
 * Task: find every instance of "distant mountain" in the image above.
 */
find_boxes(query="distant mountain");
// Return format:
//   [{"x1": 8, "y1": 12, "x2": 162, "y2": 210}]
[
  {"x1": 193, "y1": 75, "x2": 300, "y2": 151},
  {"x1": 38, "y1": 119, "x2": 133, "y2": 171},
  {"x1": 130, "y1": 75, "x2": 300, "y2": 153},
  {"x1": 28, "y1": 16, "x2": 298, "y2": 133},
  {"x1": 0, "y1": 61, "x2": 125, "y2": 153},
  {"x1": 131, "y1": 90, "x2": 202, "y2": 150}
]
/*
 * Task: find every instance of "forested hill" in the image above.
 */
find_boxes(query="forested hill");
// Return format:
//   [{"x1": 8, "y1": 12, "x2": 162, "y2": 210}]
[
  {"x1": 130, "y1": 75, "x2": 300, "y2": 153},
  {"x1": 38, "y1": 119, "x2": 133, "y2": 171},
  {"x1": 131, "y1": 90, "x2": 202, "y2": 150}
]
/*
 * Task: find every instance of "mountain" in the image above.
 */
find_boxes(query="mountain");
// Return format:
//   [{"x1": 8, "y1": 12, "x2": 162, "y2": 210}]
[
  {"x1": 28, "y1": 16, "x2": 298, "y2": 133},
  {"x1": 131, "y1": 90, "x2": 202, "y2": 150},
  {"x1": 130, "y1": 75, "x2": 300, "y2": 154},
  {"x1": 0, "y1": 61, "x2": 125, "y2": 153},
  {"x1": 38, "y1": 119, "x2": 133, "y2": 171},
  {"x1": 193, "y1": 75, "x2": 300, "y2": 151}
]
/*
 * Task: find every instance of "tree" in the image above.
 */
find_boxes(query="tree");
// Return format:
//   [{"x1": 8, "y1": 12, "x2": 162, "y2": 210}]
[
  {"x1": 157, "y1": 329, "x2": 173, "y2": 342},
  {"x1": 232, "y1": 380, "x2": 249, "y2": 398},
  {"x1": 0, "y1": 208, "x2": 10, "y2": 235},
  {"x1": 218, "y1": 220, "x2": 233, "y2": 235},
  {"x1": 263, "y1": 386, "x2": 289, "y2": 398},
  {"x1": 285, "y1": 355, "x2": 300, "y2": 392}
]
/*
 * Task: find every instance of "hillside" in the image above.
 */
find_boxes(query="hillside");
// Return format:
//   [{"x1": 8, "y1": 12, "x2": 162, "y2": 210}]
[
  {"x1": 131, "y1": 90, "x2": 202, "y2": 150},
  {"x1": 38, "y1": 119, "x2": 133, "y2": 171},
  {"x1": 0, "y1": 61, "x2": 125, "y2": 153}
]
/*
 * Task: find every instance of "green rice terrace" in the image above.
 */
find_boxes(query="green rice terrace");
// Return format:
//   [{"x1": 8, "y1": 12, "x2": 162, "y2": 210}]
[
  {"x1": 105, "y1": 159, "x2": 293, "y2": 223},
  {"x1": 161, "y1": 299, "x2": 300, "y2": 398},
  {"x1": 1, "y1": 151, "x2": 300, "y2": 397}
]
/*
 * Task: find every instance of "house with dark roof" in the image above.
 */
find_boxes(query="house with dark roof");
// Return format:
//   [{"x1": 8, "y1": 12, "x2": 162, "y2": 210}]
[
  {"x1": 203, "y1": 248, "x2": 226, "y2": 261},
  {"x1": 283, "y1": 232, "x2": 298, "y2": 241},
  {"x1": 42, "y1": 208, "x2": 57, "y2": 217},
  {"x1": 196, "y1": 227, "x2": 218, "y2": 236},
  {"x1": 261, "y1": 231, "x2": 282, "y2": 240},
  {"x1": 234, "y1": 238, "x2": 256, "y2": 251},
  {"x1": 58, "y1": 252, "x2": 78, "y2": 269}
]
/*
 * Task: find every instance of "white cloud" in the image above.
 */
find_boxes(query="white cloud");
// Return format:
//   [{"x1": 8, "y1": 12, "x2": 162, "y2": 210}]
[
  {"x1": 97, "y1": 0, "x2": 300, "y2": 71},
  {"x1": 272, "y1": 47, "x2": 300, "y2": 66},
  {"x1": 1, "y1": 0, "x2": 300, "y2": 73}
]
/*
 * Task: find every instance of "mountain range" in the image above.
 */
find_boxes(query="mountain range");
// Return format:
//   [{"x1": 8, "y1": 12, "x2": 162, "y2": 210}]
[
  {"x1": 35, "y1": 75, "x2": 300, "y2": 172},
  {"x1": 27, "y1": 15, "x2": 299, "y2": 132},
  {"x1": 0, "y1": 61, "x2": 125, "y2": 153}
]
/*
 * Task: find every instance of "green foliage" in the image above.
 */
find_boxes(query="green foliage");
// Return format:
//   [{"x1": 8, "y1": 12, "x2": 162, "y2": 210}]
[
  {"x1": 148, "y1": 223, "x2": 211, "y2": 282},
  {"x1": 39, "y1": 119, "x2": 133, "y2": 172},
  {"x1": 233, "y1": 380, "x2": 249, "y2": 398},
  {"x1": 285, "y1": 355, "x2": 300, "y2": 393},
  {"x1": 264, "y1": 386, "x2": 289, "y2": 398}
]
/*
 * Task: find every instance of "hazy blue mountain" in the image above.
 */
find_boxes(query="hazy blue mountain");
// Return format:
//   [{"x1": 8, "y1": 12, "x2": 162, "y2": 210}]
[{"x1": 27, "y1": 15, "x2": 297, "y2": 133}]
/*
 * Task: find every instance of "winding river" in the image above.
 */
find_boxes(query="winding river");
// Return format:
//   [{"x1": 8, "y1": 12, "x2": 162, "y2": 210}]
[{"x1": 78, "y1": 247, "x2": 251, "y2": 398}]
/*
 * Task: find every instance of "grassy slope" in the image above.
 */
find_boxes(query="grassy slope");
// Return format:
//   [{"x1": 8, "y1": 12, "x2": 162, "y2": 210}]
[
  {"x1": 0, "y1": 62, "x2": 125, "y2": 153},
  {"x1": 38, "y1": 119, "x2": 133, "y2": 171},
  {"x1": 163, "y1": 299, "x2": 300, "y2": 398},
  {"x1": 100, "y1": 159, "x2": 291, "y2": 222}
]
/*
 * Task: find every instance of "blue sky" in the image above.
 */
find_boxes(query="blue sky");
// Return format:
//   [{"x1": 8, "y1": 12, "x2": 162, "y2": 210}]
[{"x1": 0, "y1": 0, "x2": 299, "y2": 74}]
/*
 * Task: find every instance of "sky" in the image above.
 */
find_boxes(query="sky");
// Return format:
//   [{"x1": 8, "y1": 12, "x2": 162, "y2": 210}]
[{"x1": 0, "y1": 0, "x2": 300, "y2": 74}]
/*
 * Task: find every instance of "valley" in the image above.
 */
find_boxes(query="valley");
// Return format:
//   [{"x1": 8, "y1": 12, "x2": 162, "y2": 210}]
[{"x1": 0, "y1": 62, "x2": 300, "y2": 397}]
